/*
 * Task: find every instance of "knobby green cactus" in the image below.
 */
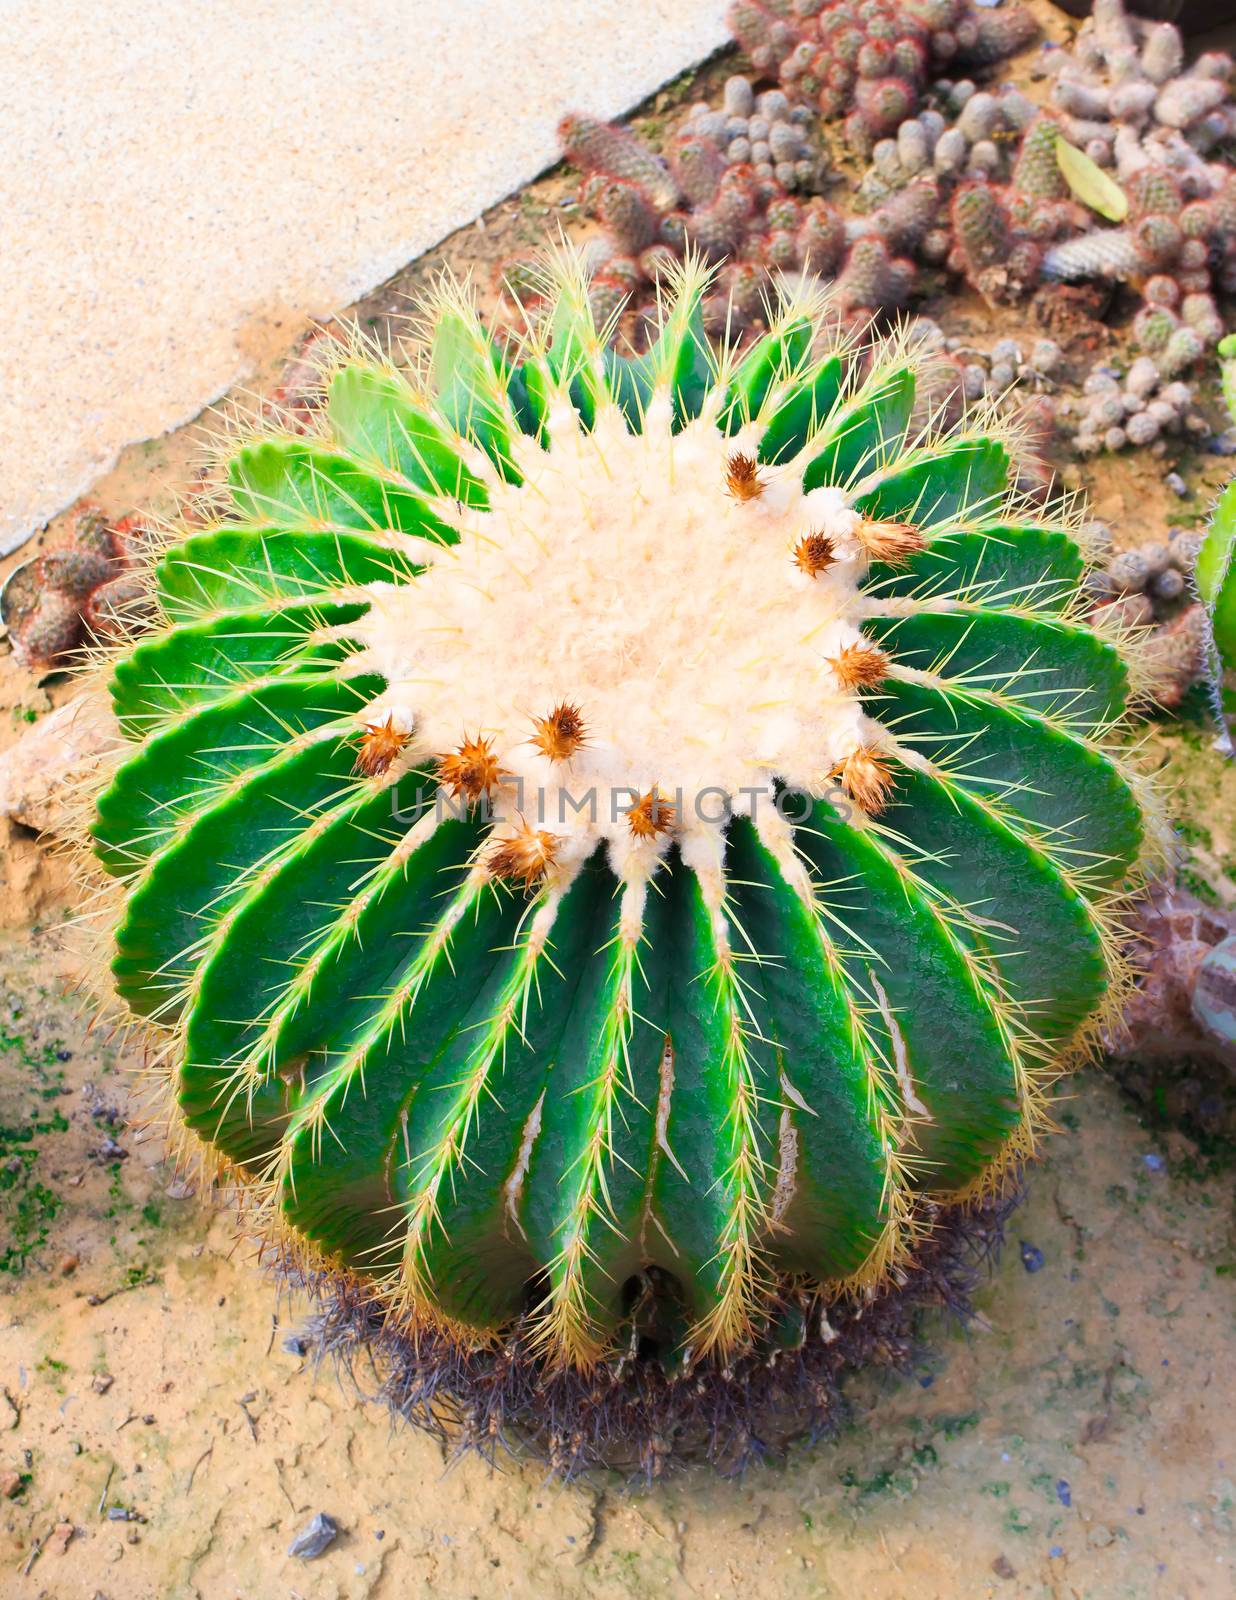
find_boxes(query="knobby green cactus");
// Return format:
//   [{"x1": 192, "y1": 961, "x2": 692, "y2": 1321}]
[
  {"x1": 84, "y1": 253, "x2": 1159, "y2": 1375},
  {"x1": 1196, "y1": 333, "x2": 1236, "y2": 747}
]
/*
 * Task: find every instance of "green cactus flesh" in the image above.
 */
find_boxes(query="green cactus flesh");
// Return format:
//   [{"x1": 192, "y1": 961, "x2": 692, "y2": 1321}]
[
  {"x1": 1198, "y1": 335, "x2": 1236, "y2": 743},
  {"x1": 90, "y1": 260, "x2": 1154, "y2": 1369}
]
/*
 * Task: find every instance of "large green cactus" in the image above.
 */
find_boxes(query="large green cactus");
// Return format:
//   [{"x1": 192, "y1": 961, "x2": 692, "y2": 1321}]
[{"x1": 87, "y1": 257, "x2": 1157, "y2": 1371}]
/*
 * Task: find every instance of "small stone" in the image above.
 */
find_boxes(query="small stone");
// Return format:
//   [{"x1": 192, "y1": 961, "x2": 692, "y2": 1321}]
[
  {"x1": 992, "y1": 1554, "x2": 1017, "y2": 1581},
  {"x1": 1087, "y1": 1523, "x2": 1114, "y2": 1549},
  {"x1": 1, "y1": 1469, "x2": 23, "y2": 1498},
  {"x1": 1056, "y1": 1478, "x2": 1072, "y2": 1507},
  {"x1": 1165, "y1": 472, "x2": 1189, "y2": 497},
  {"x1": 91, "y1": 1373, "x2": 114, "y2": 1395},
  {"x1": 289, "y1": 1512, "x2": 340, "y2": 1561},
  {"x1": 1020, "y1": 1241, "x2": 1045, "y2": 1273},
  {"x1": 58, "y1": 1254, "x2": 79, "y2": 1276},
  {"x1": 47, "y1": 1522, "x2": 75, "y2": 1555}
]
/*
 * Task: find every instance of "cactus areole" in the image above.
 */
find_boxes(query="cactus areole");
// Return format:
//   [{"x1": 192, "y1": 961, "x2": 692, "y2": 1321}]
[{"x1": 89, "y1": 257, "x2": 1155, "y2": 1388}]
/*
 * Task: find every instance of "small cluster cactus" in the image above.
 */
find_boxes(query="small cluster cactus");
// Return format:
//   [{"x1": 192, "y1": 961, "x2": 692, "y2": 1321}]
[
  {"x1": 947, "y1": 115, "x2": 1089, "y2": 303},
  {"x1": 83, "y1": 255, "x2": 1160, "y2": 1408},
  {"x1": 1037, "y1": 0, "x2": 1236, "y2": 347},
  {"x1": 1066, "y1": 357, "x2": 1211, "y2": 457},
  {"x1": 1, "y1": 505, "x2": 154, "y2": 677},
  {"x1": 1082, "y1": 518, "x2": 1207, "y2": 712},
  {"x1": 727, "y1": 0, "x2": 1037, "y2": 155},
  {"x1": 679, "y1": 74, "x2": 821, "y2": 193},
  {"x1": 551, "y1": 109, "x2": 914, "y2": 336},
  {"x1": 852, "y1": 80, "x2": 1037, "y2": 215},
  {"x1": 1050, "y1": 0, "x2": 1236, "y2": 170},
  {"x1": 1106, "y1": 883, "x2": 1236, "y2": 1072}
]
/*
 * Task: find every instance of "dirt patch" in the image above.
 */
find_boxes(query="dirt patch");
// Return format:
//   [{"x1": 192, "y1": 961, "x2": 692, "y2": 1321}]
[{"x1": 0, "y1": 929, "x2": 1232, "y2": 1599}]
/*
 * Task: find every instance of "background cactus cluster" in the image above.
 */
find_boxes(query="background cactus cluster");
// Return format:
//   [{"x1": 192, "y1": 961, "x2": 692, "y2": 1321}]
[
  {"x1": 1, "y1": 505, "x2": 154, "y2": 677},
  {"x1": 542, "y1": 0, "x2": 1234, "y2": 393},
  {"x1": 554, "y1": 104, "x2": 932, "y2": 336},
  {"x1": 1034, "y1": 1, "x2": 1236, "y2": 350},
  {"x1": 84, "y1": 259, "x2": 1158, "y2": 1414},
  {"x1": 727, "y1": 0, "x2": 1037, "y2": 155}
]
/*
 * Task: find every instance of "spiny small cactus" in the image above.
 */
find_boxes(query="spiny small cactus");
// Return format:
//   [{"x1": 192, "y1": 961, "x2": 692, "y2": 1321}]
[
  {"x1": 84, "y1": 254, "x2": 1160, "y2": 1393},
  {"x1": 732, "y1": 0, "x2": 1037, "y2": 154},
  {"x1": 1, "y1": 505, "x2": 156, "y2": 676}
]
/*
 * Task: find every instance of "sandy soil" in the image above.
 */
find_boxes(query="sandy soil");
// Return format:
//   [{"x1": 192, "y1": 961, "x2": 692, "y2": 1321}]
[
  {"x1": 1, "y1": 923, "x2": 1232, "y2": 1600},
  {"x1": 3, "y1": 26, "x2": 1236, "y2": 1598}
]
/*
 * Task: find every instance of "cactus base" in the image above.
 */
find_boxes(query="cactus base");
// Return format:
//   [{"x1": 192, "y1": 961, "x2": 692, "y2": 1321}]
[{"x1": 279, "y1": 1189, "x2": 1019, "y2": 1479}]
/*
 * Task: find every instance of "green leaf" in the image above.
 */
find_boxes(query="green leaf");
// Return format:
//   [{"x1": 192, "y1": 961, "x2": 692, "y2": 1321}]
[
  {"x1": 1054, "y1": 134, "x2": 1128, "y2": 222},
  {"x1": 1218, "y1": 333, "x2": 1236, "y2": 432}
]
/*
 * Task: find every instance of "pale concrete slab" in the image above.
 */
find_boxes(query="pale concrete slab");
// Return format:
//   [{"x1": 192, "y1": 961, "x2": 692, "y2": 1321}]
[{"x1": 0, "y1": 0, "x2": 728, "y2": 552}]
